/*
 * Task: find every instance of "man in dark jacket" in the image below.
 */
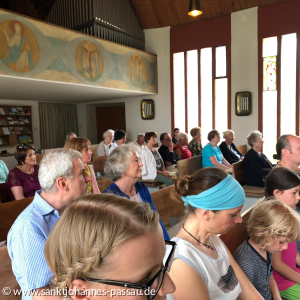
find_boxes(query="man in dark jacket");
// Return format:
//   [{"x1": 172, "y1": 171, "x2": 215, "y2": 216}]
[{"x1": 158, "y1": 133, "x2": 181, "y2": 166}]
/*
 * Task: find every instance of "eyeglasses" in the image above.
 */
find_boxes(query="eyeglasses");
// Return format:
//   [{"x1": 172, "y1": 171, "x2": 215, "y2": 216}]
[{"x1": 84, "y1": 240, "x2": 176, "y2": 300}]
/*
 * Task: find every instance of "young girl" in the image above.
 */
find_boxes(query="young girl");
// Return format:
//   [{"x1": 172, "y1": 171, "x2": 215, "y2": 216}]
[
  {"x1": 265, "y1": 167, "x2": 300, "y2": 299},
  {"x1": 234, "y1": 200, "x2": 300, "y2": 300}
]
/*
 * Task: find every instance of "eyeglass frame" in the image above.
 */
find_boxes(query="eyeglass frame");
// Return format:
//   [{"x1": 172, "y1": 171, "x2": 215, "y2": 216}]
[{"x1": 83, "y1": 240, "x2": 176, "y2": 300}]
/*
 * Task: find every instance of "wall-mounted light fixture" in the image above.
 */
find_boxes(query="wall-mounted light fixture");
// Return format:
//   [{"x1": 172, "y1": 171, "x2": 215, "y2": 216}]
[{"x1": 188, "y1": 0, "x2": 202, "y2": 16}]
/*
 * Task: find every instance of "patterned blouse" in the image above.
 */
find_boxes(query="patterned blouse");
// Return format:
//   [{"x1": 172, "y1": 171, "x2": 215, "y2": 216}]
[{"x1": 188, "y1": 138, "x2": 203, "y2": 156}]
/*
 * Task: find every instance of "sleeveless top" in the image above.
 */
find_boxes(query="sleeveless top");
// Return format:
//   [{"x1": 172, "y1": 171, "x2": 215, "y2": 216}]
[
  {"x1": 173, "y1": 144, "x2": 192, "y2": 160},
  {"x1": 85, "y1": 165, "x2": 92, "y2": 194},
  {"x1": 167, "y1": 236, "x2": 241, "y2": 300}
]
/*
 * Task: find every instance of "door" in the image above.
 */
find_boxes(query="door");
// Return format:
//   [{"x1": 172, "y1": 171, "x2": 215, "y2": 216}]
[{"x1": 96, "y1": 106, "x2": 126, "y2": 143}]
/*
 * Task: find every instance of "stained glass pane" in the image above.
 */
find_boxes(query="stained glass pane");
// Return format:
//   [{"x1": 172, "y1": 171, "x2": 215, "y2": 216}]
[
  {"x1": 263, "y1": 56, "x2": 277, "y2": 91},
  {"x1": 281, "y1": 33, "x2": 297, "y2": 135},
  {"x1": 173, "y1": 52, "x2": 185, "y2": 132},
  {"x1": 201, "y1": 48, "x2": 212, "y2": 144},
  {"x1": 187, "y1": 50, "x2": 198, "y2": 140},
  {"x1": 215, "y1": 78, "x2": 228, "y2": 135},
  {"x1": 215, "y1": 46, "x2": 226, "y2": 77},
  {"x1": 263, "y1": 36, "x2": 277, "y2": 57}
]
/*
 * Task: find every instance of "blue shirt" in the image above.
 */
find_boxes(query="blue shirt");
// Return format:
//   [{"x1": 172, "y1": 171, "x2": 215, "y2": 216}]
[
  {"x1": 7, "y1": 190, "x2": 60, "y2": 299},
  {"x1": 0, "y1": 160, "x2": 9, "y2": 183},
  {"x1": 202, "y1": 143, "x2": 223, "y2": 168},
  {"x1": 103, "y1": 182, "x2": 170, "y2": 240}
]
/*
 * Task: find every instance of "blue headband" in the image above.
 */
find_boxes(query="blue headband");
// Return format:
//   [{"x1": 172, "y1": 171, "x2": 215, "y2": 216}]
[{"x1": 182, "y1": 174, "x2": 245, "y2": 210}]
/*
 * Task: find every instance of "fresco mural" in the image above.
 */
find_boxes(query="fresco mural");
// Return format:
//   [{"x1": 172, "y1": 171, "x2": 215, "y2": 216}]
[
  {"x1": 127, "y1": 54, "x2": 147, "y2": 88},
  {"x1": 75, "y1": 41, "x2": 104, "y2": 81},
  {"x1": 0, "y1": 10, "x2": 157, "y2": 93},
  {"x1": 0, "y1": 20, "x2": 39, "y2": 73}
]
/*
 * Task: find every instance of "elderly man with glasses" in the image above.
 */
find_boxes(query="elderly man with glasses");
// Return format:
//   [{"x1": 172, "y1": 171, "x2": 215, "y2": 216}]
[{"x1": 158, "y1": 133, "x2": 181, "y2": 169}]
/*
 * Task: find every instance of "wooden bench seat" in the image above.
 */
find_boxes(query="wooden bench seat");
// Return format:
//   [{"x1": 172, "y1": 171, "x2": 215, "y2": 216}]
[
  {"x1": 232, "y1": 161, "x2": 265, "y2": 198},
  {"x1": 177, "y1": 155, "x2": 202, "y2": 177}
]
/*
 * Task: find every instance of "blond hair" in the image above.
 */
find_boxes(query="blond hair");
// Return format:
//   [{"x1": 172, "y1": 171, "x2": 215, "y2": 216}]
[
  {"x1": 63, "y1": 137, "x2": 91, "y2": 153},
  {"x1": 223, "y1": 130, "x2": 234, "y2": 139},
  {"x1": 190, "y1": 127, "x2": 201, "y2": 138},
  {"x1": 44, "y1": 194, "x2": 159, "y2": 296},
  {"x1": 248, "y1": 199, "x2": 300, "y2": 249}
]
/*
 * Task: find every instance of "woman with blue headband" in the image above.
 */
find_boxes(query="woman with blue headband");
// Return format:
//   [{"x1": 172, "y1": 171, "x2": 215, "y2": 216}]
[{"x1": 167, "y1": 168, "x2": 263, "y2": 300}]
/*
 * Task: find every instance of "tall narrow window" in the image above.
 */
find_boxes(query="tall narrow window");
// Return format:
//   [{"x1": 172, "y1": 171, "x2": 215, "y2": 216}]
[
  {"x1": 215, "y1": 46, "x2": 228, "y2": 136},
  {"x1": 281, "y1": 33, "x2": 297, "y2": 135},
  {"x1": 262, "y1": 37, "x2": 277, "y2": 161},
  {"x1": 201, "y1": 48, "x2": 212, "y2": 144},
  {"x1": 187, "y1": 50, "x2": 198, "y2": 139},
  {"x1": 173, "y1": 52, "x2": 185, "y2": 132}
]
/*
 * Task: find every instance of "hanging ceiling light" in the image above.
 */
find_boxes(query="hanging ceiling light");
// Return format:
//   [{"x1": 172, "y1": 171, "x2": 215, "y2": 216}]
[{"x1": 188, "y1": 0, "x2": 202, "y2": 17}]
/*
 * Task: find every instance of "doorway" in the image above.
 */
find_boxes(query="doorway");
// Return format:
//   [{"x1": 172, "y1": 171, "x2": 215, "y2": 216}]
[{"x1": 96, "y1": 105, "x2": 126, "y2": 143}]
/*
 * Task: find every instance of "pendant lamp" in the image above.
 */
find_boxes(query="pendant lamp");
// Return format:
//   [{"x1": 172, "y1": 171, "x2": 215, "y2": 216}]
[{"x1": 188, "y1": 0, "x2": 202, "y2": 16}]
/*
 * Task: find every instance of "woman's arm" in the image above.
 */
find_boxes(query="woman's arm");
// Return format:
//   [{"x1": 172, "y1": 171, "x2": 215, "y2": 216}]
[
  {"x1": 170, "y1": 259, "x2": 210, "y2": 300},
  {"x1": 11, "y1": 186, "x2": 25, "y2": 200},
  {"x1": 209, "y1": 156, "x2": 231, "y2": 170},
  {"x1": 174, "y1": 147, "x2": 182, "y2": 158},
  {"x1": 88, "y1": 165, "x2": 100, "y2": 194},
  {"x1": 227, "y1": 249, "x2": 264, "y2": 300},
  {"x1": 269, "y1": 274, "x2": 281, "y2": 300},
  {"x1": 272, "y1": 251, "x2": 300, "y2": 284},
  {"x1": 222, "y1": 155, "x2": 232, "y2": 167}
]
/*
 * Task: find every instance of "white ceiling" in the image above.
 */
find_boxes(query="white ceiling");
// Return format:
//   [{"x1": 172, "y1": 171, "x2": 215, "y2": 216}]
[{"x1": 0, "y1": 75, "x2": 155, "y2": 103}]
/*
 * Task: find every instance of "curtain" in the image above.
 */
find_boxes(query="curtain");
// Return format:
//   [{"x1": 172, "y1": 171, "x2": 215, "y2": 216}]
[{"x1": 39, "y1": 102, "x2": 79, "y2": 149}]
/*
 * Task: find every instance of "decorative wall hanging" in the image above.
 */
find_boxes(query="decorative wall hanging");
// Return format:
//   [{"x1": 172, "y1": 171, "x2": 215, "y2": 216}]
[
  {"x1": 141, "y1": 99, "x2": 154, "y2": 120},
  {"x1": 235, "y1": 92, "x2": 251, "y2": 116}
]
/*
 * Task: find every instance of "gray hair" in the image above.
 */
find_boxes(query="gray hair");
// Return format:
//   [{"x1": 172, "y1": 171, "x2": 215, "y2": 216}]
[
  {"x1": 178, "y1": 132, "x2": 188, "y2": 141},
  {"x1": 103, "y1": 129, "x2": 114, "y2": 139},
  {"x1": 137, "y1": 133, "x2": 145, "y2": 138},
  {"x1": 65, "y1": 132, "x2": 76, "y2": 143},
  {"x1": 104, "y1": 143, "x2": 141, "y2": 181},
  {"x1": 39, "y1": 149, "x2": 82, "y2": 193},
  {"x1": 223, "y1": 130, "x2": 234, "y2": 139},
  {"x1": 247, "y1": 131, "x2": 262, "y2": 147}
]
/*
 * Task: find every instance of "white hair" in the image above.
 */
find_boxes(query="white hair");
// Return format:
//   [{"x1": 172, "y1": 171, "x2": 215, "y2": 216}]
[
  {"x1": 104, "y1": 143, "x2": 141, "y2": 181},
  {"x1": 223, "y1": 130, "x2": 234, "y2": 139},
  {"x1": 247, "y1": 130, "x2": 262, "y2": 147},
  {"x1": 103, "y1": 129, "x2": 114, "y2": 139},
  {"x1": 177, "y1": 132, "x2": 188, "y2": 141},
  {"x1": 39, "y1": 149, "x2": 82, "y2": 193}
]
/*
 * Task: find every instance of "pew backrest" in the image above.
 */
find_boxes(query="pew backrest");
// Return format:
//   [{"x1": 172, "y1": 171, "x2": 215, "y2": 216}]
[
  {"x1": 0, "y1": 182, "x2": 9, "y2": 204},
  {"x1": 35, "y1": 153, "x2": 44, "y2": 164},
  {"x1": 220, "y1": 197, "x2": 264, "y2": 253},
  {"x1": 151, "y1": 185, "x2": 185, "y2": 223},
  {"x1": 232, "y1": 161, "x2": 244, "y2": 183},
  {"x1": 97, "y1": 177, "x2": 113, "y2": 192},
  {"x1": 177, "y1": 155, "x2": 202, "y2": 177},
  {"x1": 0, "y1": 197, "x2": 33, "y2": 242},
  {"x1": 236, "y1": 144, "x2": 248, "y2": 157},
  {"x1": 93, "y1": 156, "x2": 107, "y2": 174}
]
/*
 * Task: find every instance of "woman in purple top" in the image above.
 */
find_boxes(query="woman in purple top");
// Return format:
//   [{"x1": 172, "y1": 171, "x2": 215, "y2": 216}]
[{"x1": 7, "y1": 143, "x2": 41, "y2": 201}]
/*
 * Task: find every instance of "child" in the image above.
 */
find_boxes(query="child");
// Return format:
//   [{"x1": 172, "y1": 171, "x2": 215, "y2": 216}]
[
  {"x1": 234, "y1": 200, "x2": 300, "y2": 300},
  {"x1": 264, "y1": 167, "x2": 300, "y2": 299}
]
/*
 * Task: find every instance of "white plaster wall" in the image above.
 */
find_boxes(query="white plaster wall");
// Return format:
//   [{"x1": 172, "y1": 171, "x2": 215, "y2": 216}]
[
  {"x1": 231, "y1": 7, "x2": 258, "y2": 147},
  {"x1": 80, "y1": 27, "x2": 172, "y2": 144},
  {"x1": 0, "y1": 99, "x2": 40, "y2": 153}
]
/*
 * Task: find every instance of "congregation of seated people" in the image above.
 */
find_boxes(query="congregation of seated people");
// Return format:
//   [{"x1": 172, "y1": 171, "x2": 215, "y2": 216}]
[{"x1": 4, "y1": 127, "x2": 300, "y2": 300}]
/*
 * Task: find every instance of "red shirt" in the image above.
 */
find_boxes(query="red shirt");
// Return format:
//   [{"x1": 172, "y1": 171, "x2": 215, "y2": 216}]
[{"x1": 174, "y1": 144, "x2": 192, "y2": 160}]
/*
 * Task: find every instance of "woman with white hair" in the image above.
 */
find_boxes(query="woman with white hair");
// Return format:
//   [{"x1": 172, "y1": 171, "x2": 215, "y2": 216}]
[
  {"x1": 219, "y1": 130, "x2": 244, "y2": 164},
  {"x1": 243, "y1": 131, "x2": 272, "y2": 187},
  {"x1": 174, "y1": 132, "x2": 192, "y2": 160},
  {"x1": 103, "y1": 143, "x2": 170, "y2": 240},
  {"x1": 96, "y1": 129, "x2": 114, "y2": 157}
]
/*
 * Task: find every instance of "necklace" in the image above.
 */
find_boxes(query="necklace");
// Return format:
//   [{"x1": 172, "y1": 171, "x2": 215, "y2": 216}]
[
  {"x1": 182, "y1": 224, "x2": 215, "y2": 251},
  {"x1": 19, "y1": 165, "x2": 34, "y2": 180}
]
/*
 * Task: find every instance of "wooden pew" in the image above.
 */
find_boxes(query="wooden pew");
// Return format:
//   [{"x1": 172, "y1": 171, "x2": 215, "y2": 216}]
[
  {"x1": 97, "y1": 177, "x2": 113, "y2": 192},
  {"x1": 232, "y1": 161, "x2": 265, "y2": 197},
  {"x1": 35, "y1": 153, "x2": 44, "y2": 164},
  {"x1": 177, "y1": 155, "x2": 202, "y2": 177},
  {"x1": 0, "y1": 197, "x2": 33, "y2": 242},
  {"x1": 0, "y1": 182, "x2": 9, "y2": 203},
  {"x1": 151, "y1": 185, "x2": 185, "y2": 223},
  {"x1": 220, "y1": 197, "x2": 264, "y2": 253},
  {"x1": 0, "y1": 246, "x2": 21, "y2": 300},
  {"x1": 93, "y1": 155, "x2": 107, "y2": 174},
  {"x1": 236, "y1": 144, "x2": 248, "y2": 157},
  {"x1": 90, "y1": 144, "x2": 98, "y2": 158}
]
